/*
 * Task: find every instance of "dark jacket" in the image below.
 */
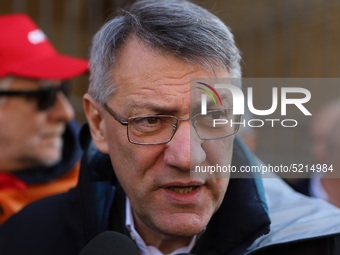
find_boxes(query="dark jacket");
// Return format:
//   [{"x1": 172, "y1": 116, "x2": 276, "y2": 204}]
[
  {"x1": 0, "y1": 125, "x2": 340, "y2": 255},
  {"x1": 289, "y1": 178, "x2": 312, "y2": 196}
]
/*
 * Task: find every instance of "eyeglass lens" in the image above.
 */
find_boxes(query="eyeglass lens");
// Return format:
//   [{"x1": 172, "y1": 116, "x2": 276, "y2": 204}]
[
  {"x1": 126, "y1": 111, "x2": 240, "y2": 144},
  {"x1": 127, "y1": 116, "x2": 178, "y2": 145}
]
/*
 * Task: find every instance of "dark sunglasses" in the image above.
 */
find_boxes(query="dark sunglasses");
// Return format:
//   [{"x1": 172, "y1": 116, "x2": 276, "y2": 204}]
[{"x1": 0, "y1": 82, "x2": 69, "y2": 111}]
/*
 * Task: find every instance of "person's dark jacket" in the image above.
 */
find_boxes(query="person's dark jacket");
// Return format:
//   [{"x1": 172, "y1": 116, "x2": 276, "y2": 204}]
[
  {"x1": 0, "y1": 124, "x2": 340, "y2": 255},
  {"x1": 289, "y1": 178, "x2": 312, "y2": 196}
]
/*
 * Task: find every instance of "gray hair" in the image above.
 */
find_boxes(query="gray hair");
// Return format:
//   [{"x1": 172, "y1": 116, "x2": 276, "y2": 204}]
[{"x1": 88, "y1": 0, "x2": 242, "y2": 104}]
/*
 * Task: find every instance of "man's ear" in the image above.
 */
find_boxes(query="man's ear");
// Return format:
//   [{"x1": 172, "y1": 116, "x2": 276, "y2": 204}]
[{"x1": 83, "y1": 93, "x2": 109, "y2": 154}]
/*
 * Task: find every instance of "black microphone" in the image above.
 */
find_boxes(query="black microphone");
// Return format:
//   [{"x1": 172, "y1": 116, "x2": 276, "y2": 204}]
[{"x1": 79, "y1": 231, "x2": 138, "y2": 255}]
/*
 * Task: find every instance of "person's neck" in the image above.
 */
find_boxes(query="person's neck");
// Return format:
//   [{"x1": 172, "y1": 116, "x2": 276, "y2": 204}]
[
  {"x1": 321, "y1": 178, "x2": 340, "y2": 207},
  {"x1": 133, "y1": 216, "x2": 193, "y2": 254}
]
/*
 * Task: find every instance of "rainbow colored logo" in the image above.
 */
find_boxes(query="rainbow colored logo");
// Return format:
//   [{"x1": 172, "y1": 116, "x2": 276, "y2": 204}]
[{"x1": 196, "y1": 82, "x2": 222, "y2": 106}]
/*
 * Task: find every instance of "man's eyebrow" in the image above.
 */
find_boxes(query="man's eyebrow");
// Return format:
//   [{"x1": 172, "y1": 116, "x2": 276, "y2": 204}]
[
  {"x1": 125, "y1": 101, "x2": 181, "y2": 115},
  {"x1": 190, "y1": 92, "x2": 233, "y2": 113},
  {"x1": 204, "y1": 93, "x2": 233, "y2": 107},
  {"x1": 219, "y1": 92, "x2": 232, "y2": 102}
]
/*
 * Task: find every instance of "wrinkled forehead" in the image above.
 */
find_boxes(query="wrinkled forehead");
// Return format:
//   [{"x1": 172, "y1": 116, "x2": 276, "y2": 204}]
[{"x1": 111, "y1": 37, "x2": 233, "y2": 100}]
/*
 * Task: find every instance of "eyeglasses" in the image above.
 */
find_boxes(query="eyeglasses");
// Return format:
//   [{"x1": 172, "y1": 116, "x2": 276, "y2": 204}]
[
  {"x1": 0, "y1": 82, "x2": 68, "y2": 111},
  {"x1": 103, "y1": 103, "x2": 241, "y2": 145}
]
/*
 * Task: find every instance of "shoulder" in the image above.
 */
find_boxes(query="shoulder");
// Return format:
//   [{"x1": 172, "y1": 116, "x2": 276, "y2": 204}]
[
  {"x1": 247, "y1": 175, "x2": 340, "y2": 254},
  {"x1": 0, "y1": 189, "x2": 86, "y2": 255},
  {"x1": 248, "y1": 233, "x2": 340, "y2": 255}
]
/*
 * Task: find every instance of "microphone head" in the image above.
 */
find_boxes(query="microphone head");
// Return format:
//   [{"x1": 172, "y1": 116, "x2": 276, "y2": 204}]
[{"x1": 79, "y1": 231, "x2": 138, "y2": 255}]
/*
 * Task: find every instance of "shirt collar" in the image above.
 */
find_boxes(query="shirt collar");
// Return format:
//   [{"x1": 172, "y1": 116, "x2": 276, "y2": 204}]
[{"x1": 125, "y1": 197, "x2": 197, "y2": 255}]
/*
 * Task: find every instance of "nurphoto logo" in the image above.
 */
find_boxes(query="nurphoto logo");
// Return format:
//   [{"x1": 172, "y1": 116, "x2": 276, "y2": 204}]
[{"x1": 196, "y1": 80, "x2": 312, "y2": 128}]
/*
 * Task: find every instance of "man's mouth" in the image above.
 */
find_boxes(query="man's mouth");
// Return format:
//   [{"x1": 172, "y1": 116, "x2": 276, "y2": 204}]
[
  {"x1": 167, "y1": 186, "x2": 199, "y2": 194},
  {"x1": 41, "y1": 125, "x2": 65, "y2": 138}
]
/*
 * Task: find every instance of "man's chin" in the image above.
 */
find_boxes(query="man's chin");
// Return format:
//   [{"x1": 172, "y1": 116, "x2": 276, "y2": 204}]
[
  {"x1": 38, "y1": 139, "x2": 63, "y2": 165},
  {"x1": 35, "y1": 148, "x2": 63, "y2": 167},
  {"x1": 31, "y1": 154, "x2": 61, "y2": 167},
  {"x1": 157, "y1": 213, "x2": 208, "y2": 237},
  {"x1": 41, "y1": 156, "x2": 62, "y2": 167}
]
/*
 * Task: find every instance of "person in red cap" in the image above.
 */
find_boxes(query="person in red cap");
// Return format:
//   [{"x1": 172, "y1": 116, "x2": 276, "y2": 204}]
[{"x1": 0, "y1": 13, "x2": 88, "y2": 223}]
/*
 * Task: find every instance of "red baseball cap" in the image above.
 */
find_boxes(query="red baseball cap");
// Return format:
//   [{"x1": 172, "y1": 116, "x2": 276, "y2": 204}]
[{"x1": 0, "y1": 14, "x2": 88, "y2": 80}]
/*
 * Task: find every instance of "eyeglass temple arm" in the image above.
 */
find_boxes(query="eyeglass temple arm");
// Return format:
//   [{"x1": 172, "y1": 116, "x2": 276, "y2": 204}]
[{"x1": 103, "y1": 103, "x2": 128, "y2": 126}]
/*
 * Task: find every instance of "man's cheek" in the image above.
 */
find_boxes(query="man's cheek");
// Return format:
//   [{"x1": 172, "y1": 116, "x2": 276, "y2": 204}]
[{"x1": 203, "y1": 139, "x2": 233, "y2": 164}]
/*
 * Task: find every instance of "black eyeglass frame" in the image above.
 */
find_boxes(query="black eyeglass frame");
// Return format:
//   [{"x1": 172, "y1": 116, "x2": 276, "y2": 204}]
[{"x1": 103, "y1": 103, "x2": 241, "y2": 145}]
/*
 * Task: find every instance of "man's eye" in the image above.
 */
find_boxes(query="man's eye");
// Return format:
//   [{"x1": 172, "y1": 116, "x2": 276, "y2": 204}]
[
  {"x1": 134, "y1": 117, "x2": 160, "y2": 126},
  {"x1": 207, "y1": 110, "x2": 227, "y2": 119},
  {"x1": 130, "y1": 116, "x2": 172, "y2": 135},
  {"x1": 144, "y1": 117, "x2": 159, "y2": 125}
]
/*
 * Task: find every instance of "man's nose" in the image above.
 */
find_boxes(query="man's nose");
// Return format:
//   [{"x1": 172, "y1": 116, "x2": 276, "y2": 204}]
[
  {"x1": 48, "y1": 92, "x2": 75, "y2": 123},
  {"x1": 163, "y1": 120, "x2": 206, "y2": 171}
]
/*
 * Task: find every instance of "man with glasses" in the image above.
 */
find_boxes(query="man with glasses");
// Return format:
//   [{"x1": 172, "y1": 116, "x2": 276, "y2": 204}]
[
  {"x1": 2, "y1": 1, "x2": 340, "y2": 254},
  {"x1": 0, "y1": 14, "x2": 88, "y2": 223}
]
